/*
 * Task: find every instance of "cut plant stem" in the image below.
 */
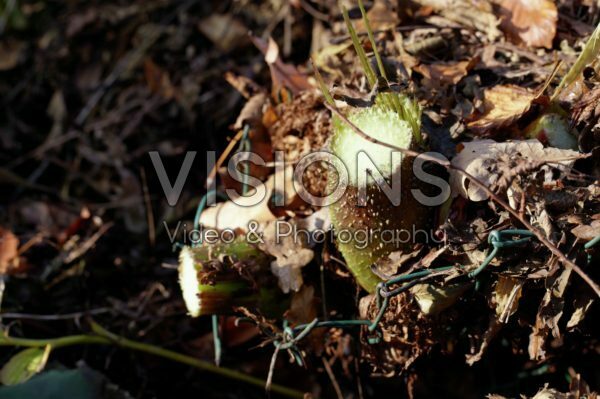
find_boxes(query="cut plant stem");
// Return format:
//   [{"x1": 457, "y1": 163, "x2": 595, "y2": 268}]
[
  {"x1": 179, "y1": 239, "x2": 283, "y2": 317},
  {"x1": 328, "y1": 101, "x2": 430, "y2": 292}
]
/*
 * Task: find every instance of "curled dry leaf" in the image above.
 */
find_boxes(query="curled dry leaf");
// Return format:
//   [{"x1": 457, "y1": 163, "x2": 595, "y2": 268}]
[
  {"x1": 0, "y1": 227, "x2": 19, "y2": 275},
  {"x1": 450, "y1": 139, "x2": 580, "y2": 201},
  {"x1": 566, "y1": 296, "x2": 594, "y2": 330},
  {"x1": 413, "y1": 59, "x2": 476, "y2": 89},
  {"x1": 250, "y1": 36, "x2": 312, "y2": 100},
  {"x1": 411, "y1": 282, "x2": 470, "y2": 315},
  {"x1": 200, "y1": 185, "x2": 275, "y2": 233},
  {"x1": 233, "y1": 93, "x2": 268, "y2": 130},
  {"x1": 256, "y1": 209, "x2": 329, "y2": 293},
  {"x1": 493, "y1": 275, "x2": 523, "y2": 323},
  {"x1": 465, "y1": 319, "x2": 502, "y2": 365},
  {"x1": 571, "y1": 219, "x2": 600, "y2": 241},
  {"x1": 467, "y1": 84, "x2": 536, "y2": 133},
  {"x1": 259, "y1": 219, "x2": 314, "y2": 293},
  {"x1": 372, "y1": 248, "x2": 421, "y2": 279},
  {"x1": 494, "y1": 0, "x2": 557, "y2": 49},
  {"x1": 528, "y1": 264, "x2": 571, "y2": 361},
  {"x1": 531, "y1": 386, "x2": 569, "y2": 399}
]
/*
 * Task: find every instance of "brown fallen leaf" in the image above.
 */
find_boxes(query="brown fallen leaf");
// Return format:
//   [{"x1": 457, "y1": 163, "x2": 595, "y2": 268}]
[
  {"x1": 0, "y1": 39, "x2": 25, "y2": 71},
  {"x1": 466, "y1": 318, "x2": 502, "y2": 365},
  {"x1": 371, "y1": 248, "x2": 422, "y2": 279},
  {"x1": 450, "y1": 139, "x2": 580, "y2": 202},
  {"x1": 353, "y1": 0, "x2": 399, "y2": 32},
  {"x1": 66, "y1": 8, "x2": 98, "y2": 37},
  {"x1": 531, "y1": 386, "x2": 569, "y2": 399},
  {"x1": 250, "y1": 36, "x2": 312, "y2": 100},
  {"x1": 571, "y1": 219, "x2": 600, "y2": 241},
  {"x1": 0, "y1": 227, "x2": 19, "y2": 275},
  {"x1": 200, "y1": 164, "x2": 297, "y2": 231},
  {"x1": 566, "y1": 295, "x2": 594, "y2": 330},
  {"x1": 467, "y1": 84, "x2": 536, "y2": 133},
  {"x1": 144, "y1": 58, "x2": 175, "y2": 100},
  {"x1": 494, "y1": 0, "x2": 557, "y2": 49},
  {"x1": 198, "y1": 13, "x2": 248, "y2": 52},
  {"x1": 199, "y1": 183, "x2": 277, "y2": 232},
  {"x1": 233, "y1": 93, "x2": 268, "y2": 130},
  {"x1": 528, "y1": 262, "x2": 570, "y2": 361},
  {"x1": 259, "y1": 219, "x2": 314, "y2": 293},
  {"x1": 493, "y1": 275, "x2": 523, "y2": 323},
  {"x1": 414, "y1": 59, "x2": 476, "y2": 89},
  {"x1": 284, "y1": 285, "x2": 318, "y2": 325},
  {"x1": 438, "y1": 0, "x2": 502, "y2": 42}
]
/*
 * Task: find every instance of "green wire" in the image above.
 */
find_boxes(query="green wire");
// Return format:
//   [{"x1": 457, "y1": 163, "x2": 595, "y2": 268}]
[{"x1": 275, "y1": 229, "x2": 539, "y2": 347}]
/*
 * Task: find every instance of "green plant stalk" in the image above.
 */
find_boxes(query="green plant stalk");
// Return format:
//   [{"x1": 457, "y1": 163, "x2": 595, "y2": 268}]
[
  {"x1": 552, "y1": 20, "x2": 600, "y2": 102},
  {"x1": 0, "y1": 325, "x2": 304, "y2": 398},
  {"x1": 358, "y1": 0, "x2": 386, "y2": 81},
  {"x1": 311, "y1": 58, "x2": 335, "y2": 105},
  {"x1": 328, "y1": 103, "x2": 430, "y2": 292},
  {"x1": 341, "y1": 2, "x2": 422, "y2": 144},
  {"x1": 356, "y1": 0, "x2": 404, "y2": 118},
  {"x1": 179, "y1": 239, "x2": 284, "y2": 317},
  {"x1": 341, "y1": 5, "x2": 377, "y2": 88}
]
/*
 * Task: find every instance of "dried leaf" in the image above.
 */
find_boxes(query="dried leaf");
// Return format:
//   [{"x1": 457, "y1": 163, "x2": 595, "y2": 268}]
[
  {"x1": 467, "y1": 85, "x2": 535, "y2": 133},
  {"x1": 0, "y1": 227, "x2": 19, "y2": 275},
  {"x1": 259, "y1": 220, "x2": 314, "y2": 293},
  {"x1": 493, "y1": 275, "x2": 523, "y2": 323},
  {"x1": 450, "y1": 139, "x2": 580, "y2": 201},
  {"x1": 528, "y1": 265, "x2": 571, "y2": 361},
  {"x1": 438, "y1": 0, "x2": 502, "y2": 42},
  {"x1": 353, "y1": 0, "x2": 399, "y2": 32},
  {"x1": 466, "y1": 319, "x2": 502, "y2": 365},
  {"x1": 0, "y1": 40, "x2": 25, "y2": 71},
  {"x1": 566, "y1": 297, "x2": 594, "y2": 330},
  {"x1": 143, "y1": 59, "x2": 175, "y2": 99},
  {"x1": 285, "y1": 285, "x2": 318, "y2": 325},
  {"x1": 552, "y1": 20, "x2": 600, "y2": 101},
  {"x1": 411, "y1": 282, "x2": 470, "y2": 315},
  {"x1": 413, "y1": 59, "x2": 475, "y2": 89},
  {"x1": 249, "y1": 209, "x2": 328, "y2": 294},
  {"x1": 198, "y1": 14, "x2": 248, "y2": 52},
  {"x1": 250, "y1": 36, "x2": 312, "y2": 99},
  {"x1": 233, "y1": 93, "x2": 268, "y2": 130},
  {"x1": 531, "y1": 386, "x2": 569, "y2": 399},
  {"x1": 198, "y1": 189, "x2": 276, "y2": 232},
  {"x1": 199, "y1": 166, "x2": 294, "y2": 231},
  {"x1": 66, "y1": 8, "x2": 98, "y2": 37},
  {"x1": 372, "y1": 248, "x2": 421, "y2": 279},
  {"x1": 571, "y1": 219, "x2": 600, "y2": 241},
  {"x1": 494, "y1": 0, "x2": 557, "y2": 49}
]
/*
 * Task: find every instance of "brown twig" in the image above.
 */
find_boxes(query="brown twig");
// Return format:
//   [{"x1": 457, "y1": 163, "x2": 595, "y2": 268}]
[{"x1": 325, "y1": 103, "x2": 600, "y2": 298}]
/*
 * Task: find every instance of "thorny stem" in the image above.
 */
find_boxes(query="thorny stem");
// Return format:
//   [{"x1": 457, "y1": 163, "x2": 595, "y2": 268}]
[
  {"x1": 0, "y1": 322, "x2": 305, "y2": 399},
  {"x1": 325, "y1": 103, "x2": 600, "y2": 298}
]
